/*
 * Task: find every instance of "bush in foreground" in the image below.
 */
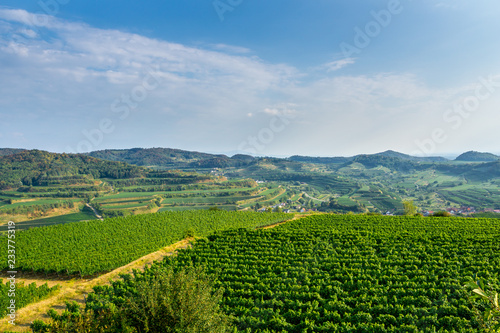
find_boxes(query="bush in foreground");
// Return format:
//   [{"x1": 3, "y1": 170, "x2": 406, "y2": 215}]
[{"x1": 32, "y1": 267, "x2": 233, "y2": 333}]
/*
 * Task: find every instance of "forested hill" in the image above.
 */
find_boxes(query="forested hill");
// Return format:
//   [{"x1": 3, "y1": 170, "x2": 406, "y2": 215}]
[
  {"x1": 372, "y1": 150, "x2": 448, "y2": 162},
  {"x1": 86, "y1": 147, "x2": 254, "y2": 168},
  {"x1": 289, "y1": 150, "x2": 447, "y2": 164},
  {"x1": 86, "y1": 147, "x2": 451, "y2": 170},
  {"x1": 0, "y1": 150, "x2": 144, "y2": 189},
  {"x1": 455, "y1": 150, "x2": 500, "y2": 162}
]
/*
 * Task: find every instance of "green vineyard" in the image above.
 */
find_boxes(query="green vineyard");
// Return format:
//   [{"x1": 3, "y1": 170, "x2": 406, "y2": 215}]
[
  {"x1": 0, "y1": 211, "x2": 291, "y2": 276},
  {"x1": 0, "y1": 280, "x2": 60, "y2": 319},
  {"x1": 88, "y1": 214, "x2": 500, "y2": 332}
]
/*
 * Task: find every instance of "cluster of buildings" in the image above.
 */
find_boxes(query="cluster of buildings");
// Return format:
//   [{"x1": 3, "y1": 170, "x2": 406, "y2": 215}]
[
  {"x1": 257, "y1": 201, "x2": 314, "y2": 213},
  {"x1": 421, "y1": 206, "x2": 495, "y2": 216}
]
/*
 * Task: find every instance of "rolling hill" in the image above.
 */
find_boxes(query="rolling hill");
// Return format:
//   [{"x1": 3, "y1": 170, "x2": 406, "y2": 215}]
[
  {"x1": 455, "y1": 150, "x2": 500, "y2": 162},
  {"x1": 289, "y1": 150, "x2": 447, "y2": 165},
  {"x1": 0, "y1": 150, "x2": 144, "y2": 189},
  {"x1": 86, "y1": 147, "x2": 253, "y2": 169}
]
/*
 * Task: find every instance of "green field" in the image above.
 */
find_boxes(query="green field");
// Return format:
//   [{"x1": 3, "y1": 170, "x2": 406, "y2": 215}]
[
  {"x1": 0, "y1": 198, "x2": 81, "y2": 210},
  {"x1": 158, "y1": 204, "x2": 238, "y2": 212},
  {"x1": 0, "y1": 209, "x2": 97, "y2": 232},
  {"x1": 0, "y1": 211, "x2": 292, "y2": 276},
  {"x1": 135, "y1": 214, "x2": 500, "y2": 332}
]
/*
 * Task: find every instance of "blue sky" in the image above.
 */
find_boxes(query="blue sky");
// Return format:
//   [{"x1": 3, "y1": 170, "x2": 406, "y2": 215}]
[{"x1": 1, "y1": 0, "x2": 500, "y2": 157}]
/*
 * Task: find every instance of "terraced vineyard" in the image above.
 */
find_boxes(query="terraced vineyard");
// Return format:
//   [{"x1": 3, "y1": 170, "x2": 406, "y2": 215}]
[
  {"x1": 125, "y1": 214, "x2": 500, "y2": 332},
  {"x1": 0, "y1": 211, "x2": 291, "y2": 276}
]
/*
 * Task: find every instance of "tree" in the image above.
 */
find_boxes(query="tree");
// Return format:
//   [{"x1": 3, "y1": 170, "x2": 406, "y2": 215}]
[
  {"x1": 433, "y1": 211, "x2": 451, "y2": 217},
  {"x1": 121, "y1": 267, "x2": 232, "y2": 333},
  {"x1": 403, "y1": 200, "x2": 418, "y2": 216},
  {"x1": 32, "y1": 267, "x2": 233, "y2": 333}
]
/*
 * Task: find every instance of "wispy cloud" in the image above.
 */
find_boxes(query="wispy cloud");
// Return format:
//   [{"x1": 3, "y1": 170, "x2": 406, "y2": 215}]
[
  {"x1": 323, "y1": 58, "x2": 356, "y2": 72},
  {"x1": 0, "y1": 8, "x2": 499, "y2": 156}
]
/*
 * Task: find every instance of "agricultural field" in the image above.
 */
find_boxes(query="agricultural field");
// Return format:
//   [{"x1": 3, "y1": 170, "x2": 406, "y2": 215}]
[
  {"x1": 0, "y1": 211, "x2": 291, "y2": 276},
  {"x1": 3, "y1": 149, "x2": 500, "y2": 231},
  {"x1": 2, "y1": 211, "x2": 500, "y2": 331},
  {"x1": 116, "y1": 214, "x2": 500, "y2": 332},
  {"x1": 0, "y1": 208, "x2": 97, "y2": 232}
]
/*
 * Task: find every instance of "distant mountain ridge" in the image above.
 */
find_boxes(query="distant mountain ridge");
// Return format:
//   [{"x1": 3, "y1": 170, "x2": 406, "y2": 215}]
[
  {"x1": 0, "y1": 148, "x2": 26, "y2": 156},
  {"x1": 4, "y1": 147, "x2": 499, "y2": 173},
  {"x1": 87, "y1": 148, "x2": 450, "y2": 169},
  {"x1": 86, "y1": 148, "x2": 253, "y2": 169},
  {"x1": 373, "y1": 150, "x2": 448, "y2": 162},
  {"x1": 289, "y1": 150, "x2": 448, "y2": 165},
  {"x1": 87, "y1": 148, "x2": 226, "y2": 166},
  {"x1": 455, "y1": 151, "x2": 500, "y2": 162}
]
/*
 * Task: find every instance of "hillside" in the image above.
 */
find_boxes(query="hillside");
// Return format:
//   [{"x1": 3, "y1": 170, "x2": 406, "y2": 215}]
[
  {"x1": 373, "y1": 150, "x2": 448, "y2": 162},
  {"x1": 86, "y1": 147, "x2": 231, "y2": 168},
  {"x1": 0, "y1": 150, "x2": 143, "y2": 189},
  {"x1": 288, "y1": 155, "x2": 350, "y2": 164},
  {"x1": 289, "y1": 150, "x2": 447, "y2": 165},
  {"x1": 2, "y1": 148, "x2": 500, "y2": 220},
  {"x1": 455, "y1": 150, "x2": 500, "y2": 162}
]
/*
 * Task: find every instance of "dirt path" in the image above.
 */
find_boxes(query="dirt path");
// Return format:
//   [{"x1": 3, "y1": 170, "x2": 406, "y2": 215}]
[
  {"x1": 85, "y1": 203, "x2": 103, "y2": 220},
  {"x1": 258, "y1": 213, "x2": 315, "y2": 229},
  {"x1": 0, "y1": 238, "x2": 193, "y2": 332}
]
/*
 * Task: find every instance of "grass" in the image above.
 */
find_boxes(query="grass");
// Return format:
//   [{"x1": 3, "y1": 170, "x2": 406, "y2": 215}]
[
  {"x1": 337, "y1": 195, "x2": 358, "y2": 207},
  {"x1": 93, "y1": 192, "x2": 159, "y2": 200},
  {"x1": 162, "y1": 196, "x2": 256, "y2": 205},
  {"x1": 158, "y1": 205, "x2": 238, "y2": 212},
  {"x1": 0, "y1": 210, "x2": 97, "y2": 231},
  {"x1": 0, "y1": 198, "x2": 81, "y2": 210},
  {"x1": 97, "y1": 198, "x2": 156, "y2": 205},
  {"x1": 101, "y1": 203, "x2": 150, "y2": 209},
  {"x1": 95, "y1": 196, "x2": 156, "y2": 203},
  {"x1": 259, "y1": 187, "x2": 280, "y2": 196}
]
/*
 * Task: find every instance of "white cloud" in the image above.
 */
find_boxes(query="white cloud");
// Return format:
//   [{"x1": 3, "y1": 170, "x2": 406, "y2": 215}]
[
  {"x1": 0, "y1": 8, "x2": 55, "y2": 28},
  {"x1": 0, "y1": 8, "x2": 498, "y2": 156},
  {"x1": 323, "y1": 57, "x2": 355, "y2": 72}
]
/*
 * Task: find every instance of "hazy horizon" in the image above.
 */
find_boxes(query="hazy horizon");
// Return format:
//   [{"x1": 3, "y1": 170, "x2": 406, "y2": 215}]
[{"x1": 3, "y1": 145, "x2": 499, "y2": 161}]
